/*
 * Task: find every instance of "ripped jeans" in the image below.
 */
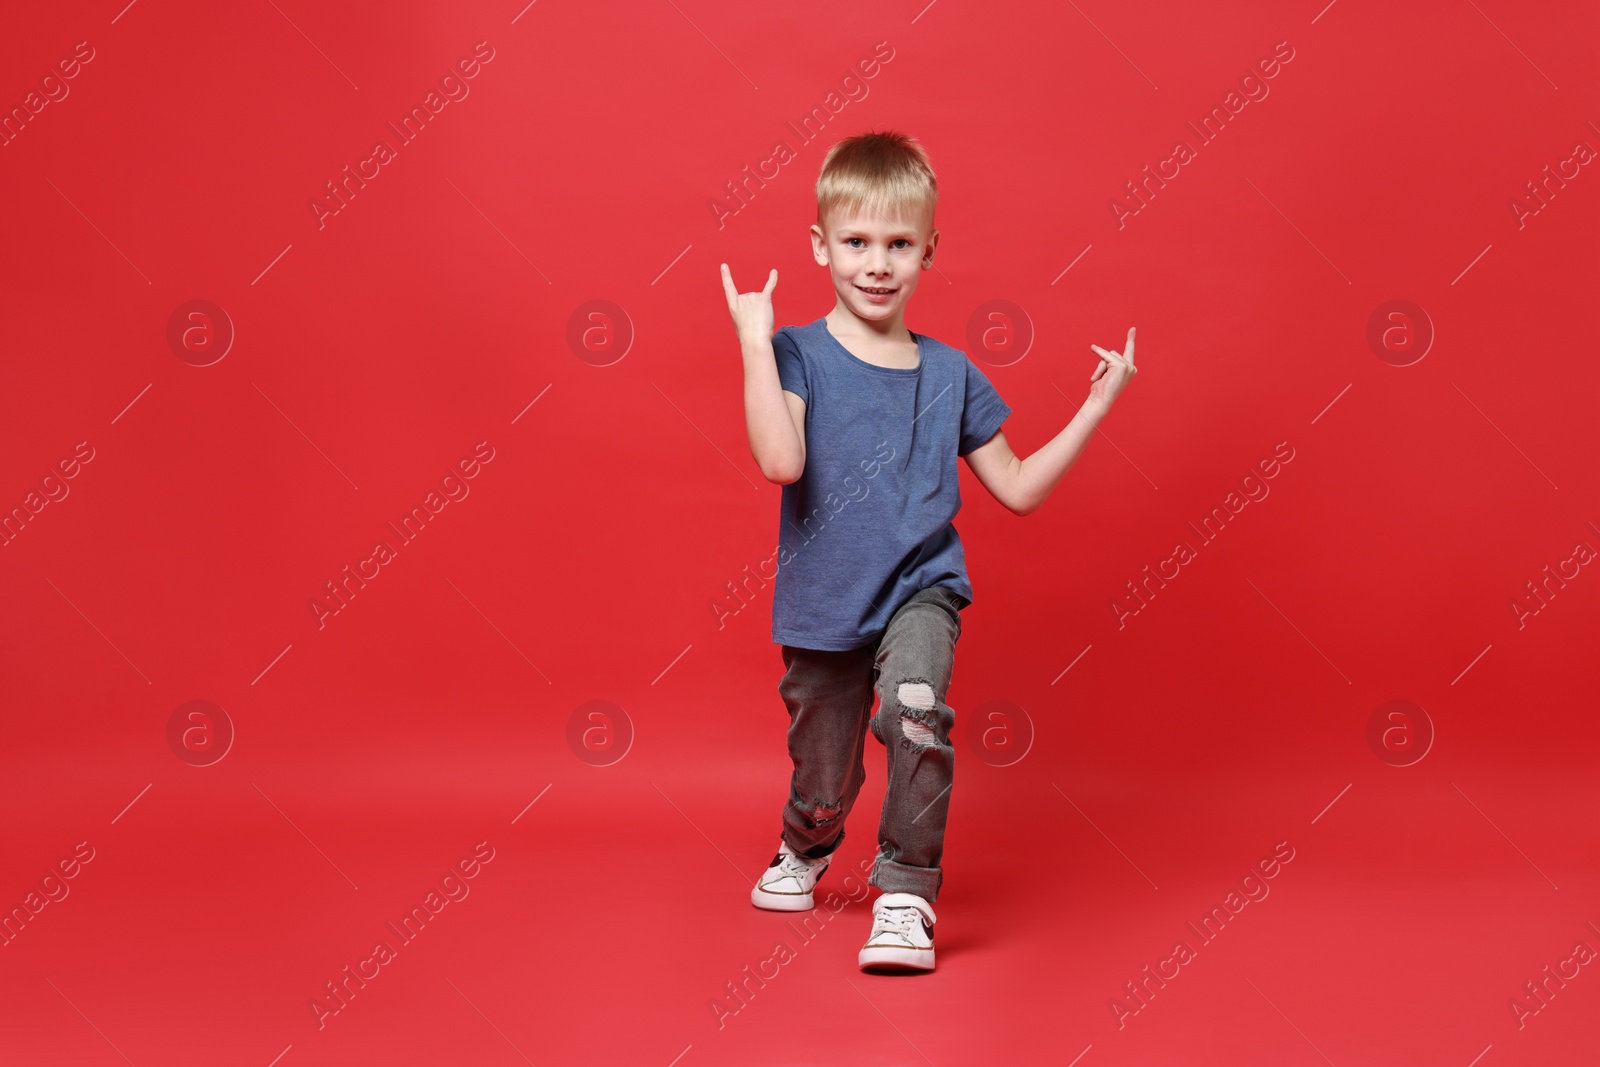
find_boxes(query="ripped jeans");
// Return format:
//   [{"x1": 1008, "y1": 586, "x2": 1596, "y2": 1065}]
[{"x1": 776, "y1": 584, "x2": 964, "y2": 902}]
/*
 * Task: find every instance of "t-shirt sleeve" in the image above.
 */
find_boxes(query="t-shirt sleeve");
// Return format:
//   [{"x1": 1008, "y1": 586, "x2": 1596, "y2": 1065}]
[
  {"x1": 772, "y1": 328, "x2": 809, "y2": 404},
  {"x1": 958, "y1": 356, "x2": 1011, "y2": 456}
]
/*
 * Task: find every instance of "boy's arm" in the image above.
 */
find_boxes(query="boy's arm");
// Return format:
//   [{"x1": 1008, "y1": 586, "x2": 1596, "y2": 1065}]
[
  {"x1": 963, "y1": 400, "x2": 1107, "y2": 516},
  {"x1": 722, "y1": 263, "x2": 805, "y2": 484},
  {"x1": 964, "y1": 327, "x2": 1138, "y2": 516},
  {"x1": 742, "y1": 335, "x2": 806, "y2": 484}
]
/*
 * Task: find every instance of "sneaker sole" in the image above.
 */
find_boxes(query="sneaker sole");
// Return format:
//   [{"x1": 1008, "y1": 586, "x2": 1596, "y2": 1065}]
[
  {"x1": 750, "y1": 885, "x2": 817, "y2": 911},
  {"x1": 858, "y1": 945, "x2": 935, "y2": 972}
]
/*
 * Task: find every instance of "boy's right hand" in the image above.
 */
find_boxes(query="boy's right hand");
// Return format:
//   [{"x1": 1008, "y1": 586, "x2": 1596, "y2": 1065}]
[{"x1": 720, "y1": 263, "x2": 777, "y2": 344}]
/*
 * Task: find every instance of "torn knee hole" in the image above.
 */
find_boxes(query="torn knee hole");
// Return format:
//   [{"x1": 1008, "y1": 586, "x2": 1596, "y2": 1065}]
[
  {"x1": 801, "y1": 798, "x2": 843, "y2": 825},
  {"x1": 897, "y1": 681, "x2": 936, "y2": 710},
  {"x1": 894, "y1": 680, "x2": 941, "y2": 746}
]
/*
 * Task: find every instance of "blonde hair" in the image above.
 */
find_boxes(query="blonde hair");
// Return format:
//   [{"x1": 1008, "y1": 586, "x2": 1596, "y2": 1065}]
[{"x1": 815, "y1": 130, "x2": 937, "y2": 233}]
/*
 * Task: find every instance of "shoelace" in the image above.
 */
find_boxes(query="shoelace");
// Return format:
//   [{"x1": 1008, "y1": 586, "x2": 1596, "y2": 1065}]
[{"x1": 872, "y1": 905, "x2": 923, "y2": 941}]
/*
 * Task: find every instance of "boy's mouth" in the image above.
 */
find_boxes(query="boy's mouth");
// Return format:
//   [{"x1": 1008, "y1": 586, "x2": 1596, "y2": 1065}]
[{"x1": 855, "y1": 284, "x2": 897, "y2": 297}]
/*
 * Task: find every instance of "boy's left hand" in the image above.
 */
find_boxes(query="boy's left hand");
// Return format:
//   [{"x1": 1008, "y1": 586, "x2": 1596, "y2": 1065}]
[{"x1": 1087, "y1": 326, "x2": 1138, "y2": 409}]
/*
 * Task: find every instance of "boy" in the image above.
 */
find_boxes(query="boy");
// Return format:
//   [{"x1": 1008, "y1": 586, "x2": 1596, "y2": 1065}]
[{"x1": 718, "y1": 130, "x2": 1137, "y2": 973}]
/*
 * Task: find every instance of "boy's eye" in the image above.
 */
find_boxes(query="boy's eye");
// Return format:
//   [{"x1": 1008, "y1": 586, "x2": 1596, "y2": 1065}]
[{"x1": 845, "y1": 238, "x2": 914, "y2": 249}]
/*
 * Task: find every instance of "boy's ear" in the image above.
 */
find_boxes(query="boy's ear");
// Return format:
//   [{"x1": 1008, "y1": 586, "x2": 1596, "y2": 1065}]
[{"x1": 809, "y1": 223, "x2": 830, "y2": 266}]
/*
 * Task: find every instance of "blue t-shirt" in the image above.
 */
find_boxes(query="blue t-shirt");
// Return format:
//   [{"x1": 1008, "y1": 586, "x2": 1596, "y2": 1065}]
[{"x1": 770, "y1": 317, "x2": 1012, "y2": 650}]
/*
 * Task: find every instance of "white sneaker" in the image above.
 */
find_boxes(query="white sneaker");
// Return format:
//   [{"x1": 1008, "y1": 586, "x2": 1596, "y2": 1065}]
[
  {"x1": 750, "y1": 842, "x2": 831, "y2": 911},
  {"x1": 858, "y1": 892, "x2": 936, "y2": 972}
]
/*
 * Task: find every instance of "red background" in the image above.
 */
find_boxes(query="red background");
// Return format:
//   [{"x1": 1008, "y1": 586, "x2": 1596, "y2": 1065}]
[{"x1": 3, "y1": 1, "x2": 1597, "y2": 1064}]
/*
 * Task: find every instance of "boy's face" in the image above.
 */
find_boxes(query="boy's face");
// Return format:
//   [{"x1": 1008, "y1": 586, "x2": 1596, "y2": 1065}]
[{"x1": 810, "y1": 203, "x2": 938, "y2": 325}]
